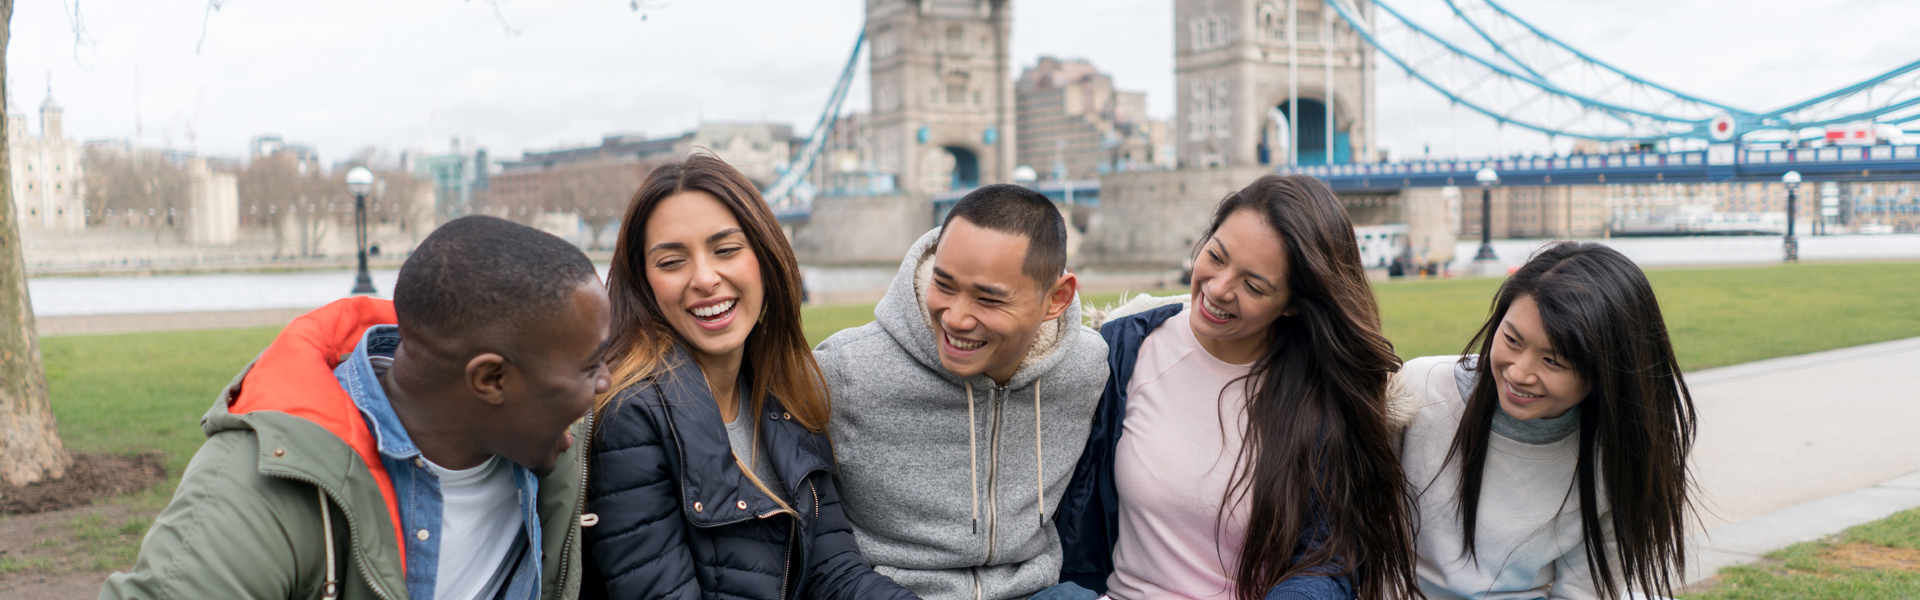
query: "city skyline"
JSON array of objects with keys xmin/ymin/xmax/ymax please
[{"xmin": 8, "ymin": 0, "xmax": 1918, "ymax": 165}]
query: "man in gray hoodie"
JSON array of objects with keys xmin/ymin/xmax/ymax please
[{"xmin": 814, "ymin": 185, "xmax": 1110, "ymax": 600}]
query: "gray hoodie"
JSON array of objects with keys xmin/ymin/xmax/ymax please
[{"xmin": 815, "ymin": 228, "xmax": 1110, "ymax": 600}]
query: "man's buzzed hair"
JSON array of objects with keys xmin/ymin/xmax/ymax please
[
  {"xmin": 939, "ymin": 184, "xmax": 1067, "ymax": 288},
  {"xmin": 394, "ymin": 215, "xmax": 599, "ymax": 350}
]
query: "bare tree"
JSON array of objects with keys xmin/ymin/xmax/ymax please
[
  {"xmin": 84, "ymin": 147, "xmax": 192, "ymax": 241},
  {"xmin": 0, "ymin": 0, "xmax": 71, "ymax": 490},
  {"xmin": 240, "ymin": 152, "xmax": 348, "ymax": 258},
  {"xmin": 537, "ymin": 160, "xmax": 645, "ymax": 250}
]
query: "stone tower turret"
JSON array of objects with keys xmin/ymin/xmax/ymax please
[
  {"xmin": 864, "ymin": 0, "xmax": 1015, "ymax": 195},
  {"xmin": 1175, "ymin": 0, "xmax": 1376, "ymax": 167}
]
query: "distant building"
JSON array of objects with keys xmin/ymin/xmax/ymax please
[
  {"xmin": 504, "ymin": 123, "xmax": 798, "ymax": 188},
  {"xmin": 7, "ymin": 89, "xmax": 85, "ymax": 231},
  {"xmin": 405, "ymin": 139, "xmax": 494, "ymax": 223},
  {"xmin": 1015, "ymin": 56, "xmax": 1169, "ymax": 180},
  {"xmin": 864, "ymin": 0, "xmax": 1015, "ymax": 195},
  {"xmin": 250, "ymin": 135, "xmax": 320, "ymax": 168}
]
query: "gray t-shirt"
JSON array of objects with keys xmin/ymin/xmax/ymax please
[{"xmin": 723, "ymin": 387, "xmax": 790, "ymax": 505}]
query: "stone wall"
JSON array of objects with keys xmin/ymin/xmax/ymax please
[
  {"xmin": 1083, "ymin": 166, "xmax": 1271, "ymax": 267},
  {"xmin": 789, "ymin": 194, "xmax": 934, "ymax": 265}
]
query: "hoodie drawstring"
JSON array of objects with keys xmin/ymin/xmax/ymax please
[
  {"xmin": 966, "ymin": 380, "xmax": 980, "ymax": 535},
  {"xmin": 968, "ymin": 378, "xmax": 1051, "ymax": 534},
  {"xmin": 1034, "ymin": 376, "xmax": 1045, "ymax": 526},
  {"xmin": 317, "ymin": 486, "xmax": 339, "ymax": 600}
]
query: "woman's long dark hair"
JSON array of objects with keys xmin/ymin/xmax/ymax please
[
  {"xmin": 1445, "ymin": 242, "xmax": 1697, "ymax": 600},
  {"xmin": 1208, "ymin": 174, "xmax": 1418, "ymax": 600},
  {"xmin": 596, "ymin": 151, "xmax": 829, "ymax": 434}
]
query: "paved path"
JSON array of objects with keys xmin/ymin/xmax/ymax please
[
  {"xmin": 1683, "ymin": 336, "xmax": 1920, "ymax": 583},
  {"xmin": 37, "ymin": 308, "xmax": 314, "ymax": 337}
]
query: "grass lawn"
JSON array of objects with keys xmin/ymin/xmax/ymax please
[
  {"xmin": 28, "ymin": 259, "xmax": 1920, "ymax": 586},
  {"xmin": 1689, "ymin": 506, "xmax": 1920, "ymax": 599}
]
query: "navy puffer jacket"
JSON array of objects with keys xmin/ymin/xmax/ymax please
[{"xmin": 581, "ymin": 346, "xmax": 918, "ymax": 600}]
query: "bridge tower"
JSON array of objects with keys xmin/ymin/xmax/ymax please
[
  {"xmin": 864, "ymin": 0, "xmax": 1014, "ymax": 196},
  {"xmin": 1175, "ymin": 0, "xmax": 1375, "ymax": 168}
]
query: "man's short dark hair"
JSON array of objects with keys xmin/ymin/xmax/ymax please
[
  {"xmin": 939, "ymin": 184, "xmax": 1067, "ymax": 288},
  {"xmin": 394, "ymin": 215, "xmax": 599, "ymax": 350}
]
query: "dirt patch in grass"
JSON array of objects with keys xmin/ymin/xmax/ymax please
[
  {"xmin": 1825, "ymin": 543, "xmax": 1920, "ymax": 573},
  {"xmin": 0, "ymin": 453, "xmax": 166, "ymax": 515},
  {"xmin": 0, "ymin": 502, "xmax": 141, "ymax": 599}
]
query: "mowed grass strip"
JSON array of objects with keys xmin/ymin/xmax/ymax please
[
  {"xmin": 1377, "ymin": 261, "xmax": 1920, "ymax": 369},
  {"xmin": 1690, "ymin": 506, "xmax": 1920, "ymax": 599}
]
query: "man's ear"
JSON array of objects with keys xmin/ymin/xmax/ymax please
[
  {"xmin": 1042, "ymin": 271, "xmax": 1078, "ymax": 321},
  {"xmin": 466, "ymin": 353, "xmax": 511, "ymax": 407}
]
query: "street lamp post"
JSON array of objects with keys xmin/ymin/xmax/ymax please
[
  {"xmin": 1782, "ymin": 170, "xmax": 1801, "ymax": 263},
  {"xmin": 347, "ymin": 167, "xmax": 378, "ymax": 295},
  {"xmin": 1472, "ymin": 168, "xmax": 1500, "ymax": 272}
]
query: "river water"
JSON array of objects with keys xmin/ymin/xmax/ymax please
[{"xmin": 28, "ymin": 234, "xmax": 1920, "ymax": 317}]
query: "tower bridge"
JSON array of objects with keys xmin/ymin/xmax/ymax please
[{"xmin": 771, "ymin": 0, "xmax": 1920, "ymax": 266}]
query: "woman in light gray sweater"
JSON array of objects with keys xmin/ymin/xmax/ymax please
[{"xmin": 1398, "ymin": 242, "xmax": 1696, "ymax": 600}]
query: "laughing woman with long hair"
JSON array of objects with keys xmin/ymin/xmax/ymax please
[
  {"xmin": 1397, "ymin": 242, "xmax": 1697, "ymax": 600},
  {"xmin": 580, "ymin": 153, "xmax": 915, "ymax": 600},
  {"xmin": 1055, "ymin": 174, "xmax": 1420, "ymax": 600}
]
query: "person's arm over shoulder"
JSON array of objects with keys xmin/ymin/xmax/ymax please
[
  {"xmin": 100, "ymin": 431, "xmax": 314, "ymax": 600},
  {"xmin": 1259, "ymin": 506, "xmax": 1355, "ymax": 600},
  {"xmin": 582, "ymin": 385, "xmax": 701, "ymax": 599},
  {"xmin": 802, "ymin": 467, "xmax": 920, "ymax": 600}
]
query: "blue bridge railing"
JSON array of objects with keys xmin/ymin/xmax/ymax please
[{"xmin": 1289, "ymin": 144, "xmax": 1920, "ymax": 191}]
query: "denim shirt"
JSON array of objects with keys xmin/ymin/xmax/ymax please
[{"xmin": 334, "ymin": 325, "xmax": 544, "ymax": 600}]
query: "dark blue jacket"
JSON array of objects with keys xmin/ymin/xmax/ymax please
[
  {"xmin": 1053, "ymin": 304, "xmax": 1352, "ymax": 600},
  {"xmin": 581, "ymin": 346, "xmax": 918, "ymax": 600}
]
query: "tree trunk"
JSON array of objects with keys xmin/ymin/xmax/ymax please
[{"xmin": 0, "ymin": 0, "xmax": 72, "ymax": 490}]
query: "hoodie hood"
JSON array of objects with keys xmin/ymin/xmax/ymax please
[
  {"xmin": 815, "ymin": 227, "xmax": 1111, "ymax": 600},
  {"xmin": 874, "ymin": 227, "xmax": 1080, "ymax": 391}
]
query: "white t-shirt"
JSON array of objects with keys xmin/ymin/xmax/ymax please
[
  {"xmin": 1108, "ymin": 309, "xmax": 1255, "ymax": 600},
  {"xmin": 424, "ymin": 455, "xmax": 524, "ymax": 600}
]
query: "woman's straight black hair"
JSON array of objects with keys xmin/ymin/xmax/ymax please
[{"xmin": 1444, "ymin": 241, "xmax": 1698, "ymax": 600}]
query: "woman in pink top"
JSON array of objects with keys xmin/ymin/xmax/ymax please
[{"xmin": 1053, "ymin": 174, "xmax": 1418, "ymax": 600}]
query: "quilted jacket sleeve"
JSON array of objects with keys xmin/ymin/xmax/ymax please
[
  {"xmin": 1263, "ymin": 501, "xmax": 1355, "ymax": 600},
  {"xmin": 583, "ymin": 388, "xmax": 702, "ymax": 600},
  {"xmin": 802, "ymin": 467, "xmax": 920, "ymax": 600}
]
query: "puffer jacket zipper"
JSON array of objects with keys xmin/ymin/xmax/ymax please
[
  {"xmin": 275, "ymin": 472, "xmax": 399, "ymax": 600},
  {"xmin": 779, "ymin": 514, "xmax": 800, "ymax": 600},
  {"xmin": 555, "ymin": 411, "xmax": 595, "ymax": 598}
]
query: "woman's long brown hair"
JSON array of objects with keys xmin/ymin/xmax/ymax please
[
  {"xmin": 595, "ymin": 151, "xmax": 830, "ymax": 434},
  {"xmin": 1207, "ymin": 174, "xmax": 1419, "ymax": 600},
  {"xmin": 1445, "ymin": 241, "xmax": 1696, "ymax": 600}
]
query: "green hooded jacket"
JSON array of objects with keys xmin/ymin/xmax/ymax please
[{"xmin": 99, "ymin": 299, "xmax": 590, "ymax": 600}]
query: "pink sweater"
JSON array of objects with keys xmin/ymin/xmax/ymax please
[{"xmin": 1107, "ymin": 309, "xmax": 1255, "ymax": 600}]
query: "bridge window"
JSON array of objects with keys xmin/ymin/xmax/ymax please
[
  {"xmin": 1190, "ymin": 13, "xmax": 1229, "ymax": 51},
  {"xmin": 1298, "ymin": 9, "xmax": 1321, "ymax": 43},
  {"xmin": 946, "ymin": 25, "xmax": 965, "ymax": 54},
  {"xmin": 876, "ymin": 32, "xmax": 897, "ymax": 58},
  {"xmin": 1187, "ymin": 76, "xmax": 1232, "ymax": 142},
  {"xmin": 1258, "ymin": 4, "xmax": 1284, "ymax": 43},
  {"xmin": 949, "ymin": 83, "xmax": 967, "ymax": 105}
]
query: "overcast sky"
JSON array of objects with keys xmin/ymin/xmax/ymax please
[{"xmin": 9, "ymin": 0, "xmax": 1918, "ymax": 164}]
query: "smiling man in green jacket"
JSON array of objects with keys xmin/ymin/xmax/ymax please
[{"xmin": 100, "ymin": 216, "xmax": 612, "ymax": 600}]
